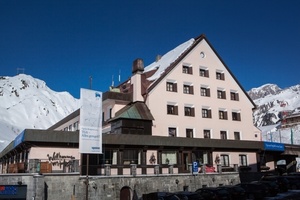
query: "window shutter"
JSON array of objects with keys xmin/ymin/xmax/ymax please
[
  {"xmin": 208, "ymin": 110, "xmax": 212, "ymax": 118},
  {"xmin": 175, "ymin": 106, "xmax": 178, "ymax": 115},
  {"xmin": 221, "ymin": 73, "xmax": 225, "ymax": 80},
  {"xmin": 207, "ymin": 88, "xmax": 211, "ymax": 97},
  {"xmin": 236, "ymin": 93, "xmax": 239, "ymax": 101},
  {"xmin": 189, "ymin": 67, "xmax": 193, "ymax": 74},
  {"xmin": 190, "ymin": 86, "xmax": 194, "ymax": 94},
  {"xmin": 174, "ymin": 83, "xmax": 177, "ymax": 92},
  {"xmin": 191, "ymin": 107, "xmax": 195, "ymax": 116},
  {"xmin": 238, "ymin": 113, "xmax": 241, "ymax": 121},
  {"xmin": 206, "ymin": 70, "xmax": 209, "ymax": 77},
  {"xmin": 223, "ymin": 91, "xmax": 226, "ymax": 99},
  {"xmin": 225, "ymin": 111, "xmax": 228, "ymax": 120}
]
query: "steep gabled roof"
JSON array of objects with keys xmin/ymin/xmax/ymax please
[{"xmin": 144, "ymin": 34, "xmax": 256, "ymax": 108}]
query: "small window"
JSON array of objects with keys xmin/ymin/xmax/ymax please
[
  {"xmin": 239, "ymin": 154, "xmax": 247, "ymax": 166},
  {"xmin": 234, "ymin": 132, "xmax": 240, "ymax": 140},
  {"xmin": 166, "ymin": 82, "xmax": 177, "ymax": 92},
  {"xmin": 199, "ymin": 68, "xmax": 209, "ymax": 77},
  {"xmin": 184, "ymin": 107, "xmax": 195, "ymax": 117},
  {"xmin": 217, "ymin": 90, "xmax": 226, "ymax": 99},
  {"xmin": 183, "ymin": 65, "xmax": 193, "ymax": 74},
  {"xmin": 123, "ymin": 149, "xmax": 140, "ymax": 165},
  {"xmin": 203, "ymin": 129, "xmax": 211, "ymax": 139},
  {"xmin": 216, "ymin": 72, "xmax": 225, "ymax": 80},
  {"xmin": 220, "ymin": 131, "xmax": 227, "ymax": 139},
  {"xmin": 68, "ymin": 124, "xmax": 72, "ymax": 131},
  {"xmin": 230, "ymin": 92, "xmax": 239, "ymax": 101},
  {"xmin": 219, "ymin": 110, "xmax": 228, "ymax": 120},
  {"xmin": 232, "ymin": 112, "xmax": 241, "ymax": 121},
  {"xmin": 201, "ymin": 87, "xmax": 210, "ymax": 97},
  {"xmin": 220, "ymin": 154, "xmax": 229, "ymax": 167},
  {"xmin": 186, "ymin": 129, "xmax": 193, "ymax": 138},
  {"xmin": 109, "ymin": 108, "xmax": 113, "ymax": 119},
  {"xmin": 183, "ymin": 84, "xmax": 194, "ymax": 94},
  {"xmin": 162, "ymin": 151, "xmax": 177, "ymax": 164},
  {"xmin": 202, "ymin": 108, "xmax": 212, "ymax": 118},
  {"xmin": 169, "ymin": 127, "xmax": 177, "ymax": 137},
  {"xmin": 167, "ymin": 105, "xmax": 178, "ymax": 115}
]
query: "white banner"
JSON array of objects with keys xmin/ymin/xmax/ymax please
[{"xmin": 79, "ymin": 88, "xmax": 102, "ymax": 154}]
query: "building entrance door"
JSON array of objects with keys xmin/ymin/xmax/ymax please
[{"xmin": 181, "ymin": 151, "xmax": 191, "ymax": 173}]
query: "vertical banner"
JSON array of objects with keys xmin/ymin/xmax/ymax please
[{"xmin": 79, "ymin": 88, "xmax": 102, "ymax": 154}]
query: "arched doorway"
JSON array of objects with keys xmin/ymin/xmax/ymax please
[{"xmin": 120, "ymin": 186, "xmax": 131, "ymax": 200}]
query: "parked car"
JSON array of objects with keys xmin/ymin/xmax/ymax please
[
  {"xmin": 218, "ymin": 185, "xmax": 247, "ymax": 200},
  {"xmin": 282, "ymin": 175, "xmax": 300, "ymax": 189},
  {"xmin": 174, "ymin": 191, "xmax": 204, "ymax": 200},
  {"xmin": 236, "ymin": 182, "xmax": 269, "ymax": 200},
  {"xmin": 142, "ymin": 192, "xmax": 179, "ymax": 200},
  {"xmin": 195, "ymin": 187, "xmax": 231, "ymax": 200},
  {"xmin": 260, "ymin": 175, "xmax": 289, "ymax": 192},
  {"xmin": 251, "ymin": 181, "xmax": 279, "ymax": 197}
]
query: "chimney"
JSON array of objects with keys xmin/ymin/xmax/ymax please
[
  {"xmin": 131, "ymin": 58, "xmax": 144, "ymax": 102},
  {"xmin": 132, "ymin": 58, "xmax": 144, "ymax": 75}
]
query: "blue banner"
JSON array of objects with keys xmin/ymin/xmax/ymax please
[
  {"xmin": 14, "ymin": 130, "xmax": 25, "ymax": 147},
  {"xmin": 264, "ymin": 142, "xmax": 284, "ymax": 151}
]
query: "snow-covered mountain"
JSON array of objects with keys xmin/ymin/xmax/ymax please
[
  {"xmin": 249, "ymin": 83, "xmax": 300, "ymax": 127},
  {"xmin": 0, "ymin": 74, "xmax": 80, "ymax": 152}
]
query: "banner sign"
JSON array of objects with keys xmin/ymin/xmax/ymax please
[
  {"xmin": 79, "ymin": 88, "xmax": 102, "ymax": 154},
  {"xmin": 14, "ymin": 130, "xmax": 25, "ymax": 147},
  {"xmin": 263, "ymin": 142, "xmax": 285, "ymax": 151}
]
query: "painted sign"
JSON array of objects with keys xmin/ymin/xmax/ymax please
[
  {"xmin": 79, "ymin": 88, "xmax": 102, "ymax": 154},
  {"xmin": 263, "ymin": 142, "xmax": 285, "ymax": 151}
]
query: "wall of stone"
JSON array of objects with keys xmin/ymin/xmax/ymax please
[{"xmin": 0, "ymin": 173, "xmax": 240, "ymax": 200}]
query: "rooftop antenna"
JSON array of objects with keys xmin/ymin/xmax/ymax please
[
  {"xmin": 17, "ymin": 68, "xmax": 25, "ymax": 75},
  {"xmin": 111, "ymin": 75, "xmax": 114, "ymax": 87},
  {"xmin": 89, "ymin": 76, "xmax": 92, "ymax": 89},
  {"xmin": 118, "ymin": 69, "xmax": 121, "ymax": 83}
]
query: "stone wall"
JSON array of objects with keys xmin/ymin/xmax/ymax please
[{"xmin": 0, "ymin": 173, "xmax": 240, "ymax": 200}]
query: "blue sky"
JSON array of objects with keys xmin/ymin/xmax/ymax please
[{"xmin": 1, "ymin": 0, "xmax": 300, "ymax": 98}]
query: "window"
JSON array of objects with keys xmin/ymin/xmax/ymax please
[
  {"xmin": 166, "ymin": 82, "xmax": 177, "ymax": 92},
  {"xmin": 184, "ymin": 106, "xmax": 195, "ymax": 117},
  {"xmin": 104, "ymin": 149, "xmax": 118, "ymax": 165},
  {"xmin": 162, "ymin": 151, "xmax": 177, "ymax": 164},
  {"xmin": 68, "ymin": 124, "xmax": 72, "ymax": 131},
  {"xmin": 239, "ymin": 154, "xmax": 247, "ymax": 166},
  {"xmin": 182, "ymin": 65, "xmax": 192, "ymax": 74},
  {"xmin": 219, "ymin": 110, "xmax": 228, "ymax": 120},
  {"xmin": 217, "ymin": 90, "xmax": 226, "ymax": 99},
  {"xmin": 220, "ymin": 131, "xmax": 227, "ymax": 139},
  {"xmin": 186, "ymin": 129, "xmax": 193, "ymax": 138},
  {"xmin": 169, "ymin": 127, "xmax": 177, "ymax": 137},
  {"xmin": 216, "ymin": 71, "xmax": 225, "ymax": 80},
  {"xmin": 73, "ymin": 121, "xmax": 79, "ymax": 131},
  {"xmin": 123, "ymin": 149, "xmax": 140, "ymax": 165},
  {"xmin": 220, "ymin": 154, "xmax": 229, "ymax": 167},
  {"xmin": 234, "ymin": 132, "xmax": 240, "ymax": 140},
  {"xmin": 109, "ymin": 108, "xmax": 112, "ymax": 119},
  {"xmin": 167, "ymin": 104, "xmax": 178, "ymax": 115},
  {"xmin": 230, "ymin": 92, "xmax": 239, "ymax": 101},
  {"xmin": 201, "ymin": 87, "xmax": 210, "ymax": 97},
  {"xmin": 199, "ymin": 68, "xmax": 209, "ymax": 77},
  {"xmin": 183, "ymin": 84, "xmax": 194, "ymax": 94},
  {"xmin": 202, "ymin": 108, "xmax": 212, "ymax": 118},
  {"xmin": 203, "ymin": 129, "xmax": 211, "ymax": 138},
  {"xmin": 232, "ymin": 112, "xmax": 241, "ymax": 121}
]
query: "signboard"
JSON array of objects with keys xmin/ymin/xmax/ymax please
[
  {"xmin": 0, "ymin": 185, "xmax": 27, "ymax": 199},
  {"xmin": 192, "ymin": 161, "xmax": 198, "ymax": 175},
  {"xmin": 263, "ymin": 142, "xmax": 285, "ymax": 151},
  {"xmin": 79, "ymin": 88, "xmax": 102, "ymax": 154},
  {"xmin": 14, "ymin": 130, "xmax": 25, "ymax": 147}
]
